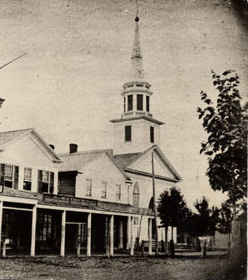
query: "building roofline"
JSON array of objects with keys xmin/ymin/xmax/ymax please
[
  {"xmin": 110, "ymin": 116, "xmax": 164, "ymax": 125},
  {"xmin": 125, "ymin": 168, "xmax": 180, "ymax": 183},
  {"xmin": 58, "ymin": 148, "xmax": 113, "ymax": 158},
  {"xmin": 0, "ymin": 128, "xmax": 62, "ymax": 163}
]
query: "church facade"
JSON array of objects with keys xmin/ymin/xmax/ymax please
[{"xmin": 0, "ymin": 12, "xmax": 181, "ymax": 257}]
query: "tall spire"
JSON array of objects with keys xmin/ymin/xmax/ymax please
[{"xmin": 131, "ymin": 0, "xmax": 144, "ymax": 81}]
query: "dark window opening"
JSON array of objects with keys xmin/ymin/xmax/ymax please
[
  {"xmin": 127, "ymin": 95, "xmax": 133, "ymax": 111},
  {"xmin": 37, "ymin": 212, "xmax": 60, "ymax": 243},
  {"xmin": 38, "ymin": 170, "xmax": 54, "ymax": 194},
  {"xmin": 125, "ymin": 125, "xmax": 132, "ymax": 142},
  {"xmin": 124, "ymin": 97, "xmax": 126, "ymax": 113},
  {"xmin": 150, "ymin": 126, "xmax": 154, "ymax": 143},
  {"xmin": 23, "ymin": 167, "xmax": 32, "ymax": 191},
  {"xmin": 0, "ymin": 164, "xmax": 19, "ymax": 189},
  {"xmin": 146, "ymin": 96, "xmax": 150, "ymax": 112},
  {"xmin": 137, "ymin": 94, "xmax": 143, "ymax": 111}
]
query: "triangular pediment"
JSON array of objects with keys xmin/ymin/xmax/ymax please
[
  {"xmin": 126, "ymin": 145, "xmax": 181, "ymax": 182},
  {"xmin": 0, "ymin": 129, "xmax": 61, "ymax": 168}
]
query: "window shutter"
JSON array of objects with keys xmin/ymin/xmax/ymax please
[
  {"xmin": 50, "ymin": 172, "xmax": 54, "ymax": 194},
  {"xmin": 0, "ymin": 164, "xmax": 5, "ymax": 186},
  {"xmin": 38, "ymin": 170, "xmax": 43, "ymax": 193},
  {"xmin": 14, "ymin": 166, "xmax": 19, "ymax": 189}
]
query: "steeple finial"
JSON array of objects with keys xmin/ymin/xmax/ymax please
[{"xmin": 131, "ymin": 0, "xmax": 144, "ymax": 80}]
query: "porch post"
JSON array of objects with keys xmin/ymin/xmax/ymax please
[
  {"xmin": 148, "ymin": 218, "xmax": 152, "ymax": 255},
  {"xmin": 126, "ymin": 216, "xmax": 131, "ymax": 250},
  {"xmin": 130, "ymin": 216, "xmax": 134, "ymax": 256},
  {"xmin": 119, "ymin": 219, "xmax": 124, "ymax": 249},
  {"xmin": 0, "ymin": 201, "xmax": 3, "ymax": 254},
  {"xmin": 110, "ymin": 215, "xmax": 114, "ymax": 257},
  {"xmin": 87, "ymin": 213, "xmax": 92, "ymax": 257},
  {"xmin": 30, "ymin": 205, "xmax": 37, "ymax": 256},
  {"xmin": 60, "ymin": 210, "xmax": 66, "ymax": 256},
  {"xmin": 105, "ymin": 216, "xmax": 109, "ymax": 257}
]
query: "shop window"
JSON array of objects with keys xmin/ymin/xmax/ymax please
[{"xmin": 37, "ymin": 213, "xmax": 53, "ymax": 241}]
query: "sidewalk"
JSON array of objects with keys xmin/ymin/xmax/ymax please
[{"xmin": 175, "ymin": 249, "xmax": 228, "ymax": 257}]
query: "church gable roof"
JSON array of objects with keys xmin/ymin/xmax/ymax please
[
  {"xmin": 114, "ymin": 145, "xmax": 182, "ymax": 182},
  {"xmin": 114, "ymin": 152, "xmax": 142, "ymax": 169}
]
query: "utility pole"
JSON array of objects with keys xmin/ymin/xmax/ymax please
[{"xmin": 152, "ymin": 149, "xmax": 159, "ymax": 256}]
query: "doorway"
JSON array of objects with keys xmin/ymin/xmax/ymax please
[{"xmin": 65, "ymin": 222, "xmax": 86, "ymax": 255}]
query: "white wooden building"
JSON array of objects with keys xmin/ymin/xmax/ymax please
[{"xmin": 0, "ymin": 11, "xmax": 182, "ymax": 257}]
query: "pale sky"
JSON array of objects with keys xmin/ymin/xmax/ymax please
[{"xmin": 0, "ymin": 0, "xmax": 247, "ymax": 209}]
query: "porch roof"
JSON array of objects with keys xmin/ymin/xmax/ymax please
[
  {"xmin": 40, "ymin": 194, "xmax": 153, "ymax": 216},
  {"xmin": 0, "ymin": 188, "xmax": 153, "ymax": 216}
]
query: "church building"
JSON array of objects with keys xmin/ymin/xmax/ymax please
[{"xmin": 0, "ymin": 9, "xmax": 181, "ymax": 257}]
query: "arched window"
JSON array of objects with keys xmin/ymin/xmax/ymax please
[{"xmin": 133, "ymin": 182, "xmax": 140, "ymax": 207}]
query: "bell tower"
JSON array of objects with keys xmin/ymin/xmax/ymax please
[{"xmin": 111, "ymin": 3, "xmax": 164, "ymax": 155}]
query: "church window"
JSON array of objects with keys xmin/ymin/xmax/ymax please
[
  {"xmin": 150, "ymin": 126, "xmax": 154, "ymax": 143},
  {"xmin": 127, "ymin": 95, "xmax": 133, "ymax": 111},
  {"xmin": 137, "ymin": 94, "xmax": 143, "ymax": 111},
  {"xmin": 146, "ymin": 96, "xmax": 150, "ymax": 112},
  {"xmin": 133, "ymin": 182, "xmax": 140, "ymax": 207},
  {"xmin": 23, "ymin": 167, "xmax": 32, "ymax": 191},
  {"xmin": 125, "ymin": 126, "xmax": 132, "ymax": 142}
]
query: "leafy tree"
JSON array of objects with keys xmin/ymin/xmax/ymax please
[
  {"xmin": 194, "ymin": 197, "xmax": 211, "ymax": 236},
  {"xmin": 158, "ymin": 187, "xmax": 188, "ymax": 252},
  {"xmin": 197, "ymin": 70, "xmax": 247, "ymax": 205},
  {"xmin": 157, "ymin": 190, "xmax": 170, "ymax": 253},
  {"xmin": 218, "ymin": 200, "xmax": 233, "ymax": 234},
  {"xmin": 192, "ymin": 197, "xmax": 220, "ymax": 237}
]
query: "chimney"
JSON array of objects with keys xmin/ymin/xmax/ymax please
[
  {"xmin": 69, "ymin": 143, "xmax": 78, "ymax": 154},
  {"xmin": 49, "ymin": 144, "xmax": 55, "ymax": 150}
]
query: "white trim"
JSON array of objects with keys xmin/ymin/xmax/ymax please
[
  {"xmin": 37, "ymin": 204, "xmax": 153, "ymax": 218},
  {"xmin": 66, "ymin": 222, "xmax": 85, "ymax": 225},
  {"xmin": 3, "ymin": 206, "xmax": 33, "ymax": 212},
  {"xmin": 0, "ymin": 195, "xmax": 38, "ymax": 205}
]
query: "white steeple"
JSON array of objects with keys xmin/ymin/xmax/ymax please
[
  {"xmin": 131, "ymin": 4, "xmax": 144, "ymax": 81},
  {"xmin": 110, "ymin": 1, "xmax": 164, "ymax": 155}
]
